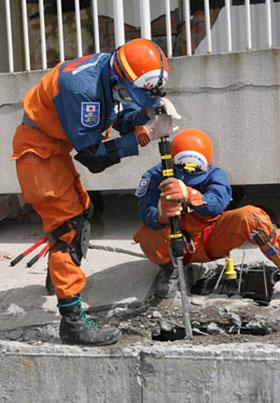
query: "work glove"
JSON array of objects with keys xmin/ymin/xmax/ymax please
[
  {"xmin": 159, "ymin": 178, "xmax": 204, "ymax": 206},
  {"xmin": 159, "ymin": 98, "xmax": 182, "ymax": 120},
  {"xmin": 145, "ymin": 97, "xmax": 182, "ymax": 120},
  {"xmin": 134, "ymin": 114, "xmax": 173, "ymax": 147},
  {"xmin": 157, "ymin": 197, "xmax": 183, "ymax": 225}
]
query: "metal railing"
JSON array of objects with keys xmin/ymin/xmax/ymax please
[{"xmin": 2, "ymin": 0, "xmax": 276, "ymax": 73}]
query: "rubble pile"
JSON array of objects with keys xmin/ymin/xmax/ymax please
[
  {"xmin": 1, "ymin": 261, "xmax": 280, "ymax": 346},
  {"xmin": 1, "ymin": 290, "xmax": 280, "ymax": 346}
]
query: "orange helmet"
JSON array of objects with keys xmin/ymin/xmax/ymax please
[
  {"xmin": 111, "ymin": 38, "xmax": 168, "ymax": 109},
  {"xmin": 171, "ymin": 128, "xmax": 213, "ymax": 172}
]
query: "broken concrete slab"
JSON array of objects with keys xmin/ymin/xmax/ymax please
[
  {"xmin": 82, "ymin": 248, "xmax": 158, "ymax": 311},
  {"xmin": 0, "ymin": 215, "xmax": 276, "ymax": 334},
  {"xmin": 0, "ymin": 239, "xmax": 158, "ymax": 331},
  {"xmin": 1, "ymin": 211, "xmax": 280, "ymax": 403}
]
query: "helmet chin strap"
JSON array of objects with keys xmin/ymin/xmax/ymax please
[
  {"xmin": 150, "ymin": 45, "xmax": 165, "ymax": 97},
  {"xmin": 109, "ymin": 51, "xmax": 122, "ymax": 87},
  {"xmin": 111, "ymin": 88, "xmax": 121, "ymax": 103},
  {"xmin": 110, "ymin": 52, "xmax": 134, "ymax": 105}
]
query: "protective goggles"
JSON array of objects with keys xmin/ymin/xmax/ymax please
[
  {"xmin": 111, "ymin": 49, "xmax": 165, "ymax": 109},
  {"xmin": 121, "ymin": 77, "xmax": 162, "ymax": 109},
  {"xmin": 174, "ymin": 162, "xmax": 200, "ymax": 174},
  {"xmin": 173, "ymin": 151, "xmax": 209, "ymax": 173}
]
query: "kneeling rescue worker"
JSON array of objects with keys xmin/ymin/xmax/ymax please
[
  {"xmin": 134, "ymin": 128, "xmax": 280, "ymax": 299},
  {"xmin": 12, "ymin": 39, "xmax": 176, "ymax": 346}
]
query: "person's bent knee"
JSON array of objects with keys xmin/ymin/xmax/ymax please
[
  {"xmin": 238, "ymin": 205, "xmax": 273, "ymax": 234},
  {"xmin": 49, "ymin": 214, "xmax": 91, "ymax": 266},
  {"xmin": 134, "ymin": 223, "xmax": 170, "ymax": 265}
]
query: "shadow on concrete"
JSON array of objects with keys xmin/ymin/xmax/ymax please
[
  {"xmin": 82, "ymin": 259, "xmax": 158, "ymax": 312},
  {"xmin": 0, "ymin": 284, "xmax": 58, "ymax": 332},
  {"xmin": 0, "ymin": 193, "xmax": 140, "ymax": 243},
  {"xmin": 0, "ymin": 259, "xmax": 158, "ymax": 331}
]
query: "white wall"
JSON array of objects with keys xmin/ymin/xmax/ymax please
[
  {"xmin": 98, "ymin": 0, "xmax": 179, "ymax": 27},
  {"xmin": 1, "ymin": 49, "xmax": 280, "ymax": 193},
  {"xmin": 196, "ymin": 3, "xmax": 280, "ymax": 54}
]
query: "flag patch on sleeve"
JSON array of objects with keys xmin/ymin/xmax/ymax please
[
  {"xmin": 81, "ymin": 102, "xmax": 100, "ymax": 127},
  {"xmin": 135, "ymin": 178, "xmax": 150, "ymax": 197}
]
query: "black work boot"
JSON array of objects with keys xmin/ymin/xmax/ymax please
[
  {"xmin": 154, "ymin": 263, "xmax": 179, "ymax": 299},
  {"xmin": 58, "ymin": 296, "xmax": 121, "ymax": 346}
]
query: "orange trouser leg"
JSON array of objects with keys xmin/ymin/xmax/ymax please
[
  {"xmin": 134, "ymin": 206, "xmax": 280, "ymax": 266},
  {"xmin": 16, "ymin": 152, "xmax": 90, "ymax": 299},
  {"xmin": 133, "ymin": 224, "xmax": 171, "ymax": 265},
  {"xmin": 204, "ymin": 205, "xmax": 279, "ymax": 263}
]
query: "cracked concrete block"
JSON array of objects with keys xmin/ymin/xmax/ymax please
[
  {"xmin": 140, "ymin": 345, "xmax": 280, "ymax": 403},
  {"xmin": 0, "ymin": 342, "xmax": 141, "ymax": 403}
]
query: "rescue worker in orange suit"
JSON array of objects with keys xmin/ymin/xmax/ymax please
[
  {"xmin": 133, "ymin": 128, "xmax": 280, "ymax": 299},
  {"xmin": 11, "ymin": 39, "xmax": 177, "ymax": 346}
]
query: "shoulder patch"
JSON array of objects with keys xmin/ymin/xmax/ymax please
[
  {"xmin": 81, "ymin": 102, "xmax": 100, "ymax": 128},
  {"xmin": 135, "ymin": 178, "xmax": 151, "ymax": 198}
]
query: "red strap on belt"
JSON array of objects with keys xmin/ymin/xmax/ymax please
[{"xmin": 202, "ymin": 224, "xmax": 216, "ymax": 260}]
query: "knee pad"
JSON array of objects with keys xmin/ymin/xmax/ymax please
[{"xmin": 49, "ymin": 214, "xmax": 91, "ymax": 266}]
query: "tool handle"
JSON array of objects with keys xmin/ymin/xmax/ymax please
[
  {"xmin": 159, "ymin": 138, "xmax": 186, "ymax": 258},
  {"xmin": 159, "ymin": 137, "xmax": 193, "ymax": 340},
  {"xmin": 10, "ymin": 254, "xmax": 24, "ymax": 267},
  {"xmin": 170, "ymin": 217, "xmax": 185, "ymax": 257},
  {"xmin": 26, "ymin": 243, "xmax": 50, "ymax": 268},
  {"xmin": 22, "ymin": 236, "xmax": 47, "ymax": 255},
  {"xmin": 10, "ymin": 236, "xmax": 47, "ymax": 267},
  {"xmin": 26, "ymin": 255, "xmax": 40, "ymax": 268}
]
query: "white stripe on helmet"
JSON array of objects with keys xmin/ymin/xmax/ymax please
[
  {"xmin": 134, "ymin": 69, "xmax": 168, "ymax": 89},
  {"xmin": 174, "ymin": 150, "xmax": 208, "ymax": 172}
]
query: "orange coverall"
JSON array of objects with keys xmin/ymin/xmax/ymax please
[
  {"xmin": 134, "ymin": 206, "xmax": 280, "ymax": 266},
  {"xmin": 13, "ymin": 43, "xmax": 155, "ymax": 299},
  {"xmin": 12, "ymin": 65, "xmax": 89, "ymax": 298}
]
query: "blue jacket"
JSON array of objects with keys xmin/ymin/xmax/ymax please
[
  {"xmin": 54, "ymin": 53, "xmax": 148, "ymax": 163},
  {"xmin": 135, "ymin": 163, "xmax": 232, "ymax": 229}
]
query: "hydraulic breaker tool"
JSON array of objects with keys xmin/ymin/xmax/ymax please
[{"xmin": 158, "ymin": 136, "xmax": 193, "ymax": 340}]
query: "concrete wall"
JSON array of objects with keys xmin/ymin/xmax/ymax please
[
  {"xmin": 1, "ymin": 341, "xmax": 280, "ymax": 403},
  {"xmin": 1, "ymin": 48, "xmax": 280, "ymax": 193}
]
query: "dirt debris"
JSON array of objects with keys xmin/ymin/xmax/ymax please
[
  {"xmin": 0, "ymin": 251, "xmax": 12, "ymax": 261},
  {"xmin": 1, "ymin": 291, "xmax": 280, "ymax": 347},
  {"xmin": 1, "ymin": 261, "xmax": 280, "ymax": 347}
]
